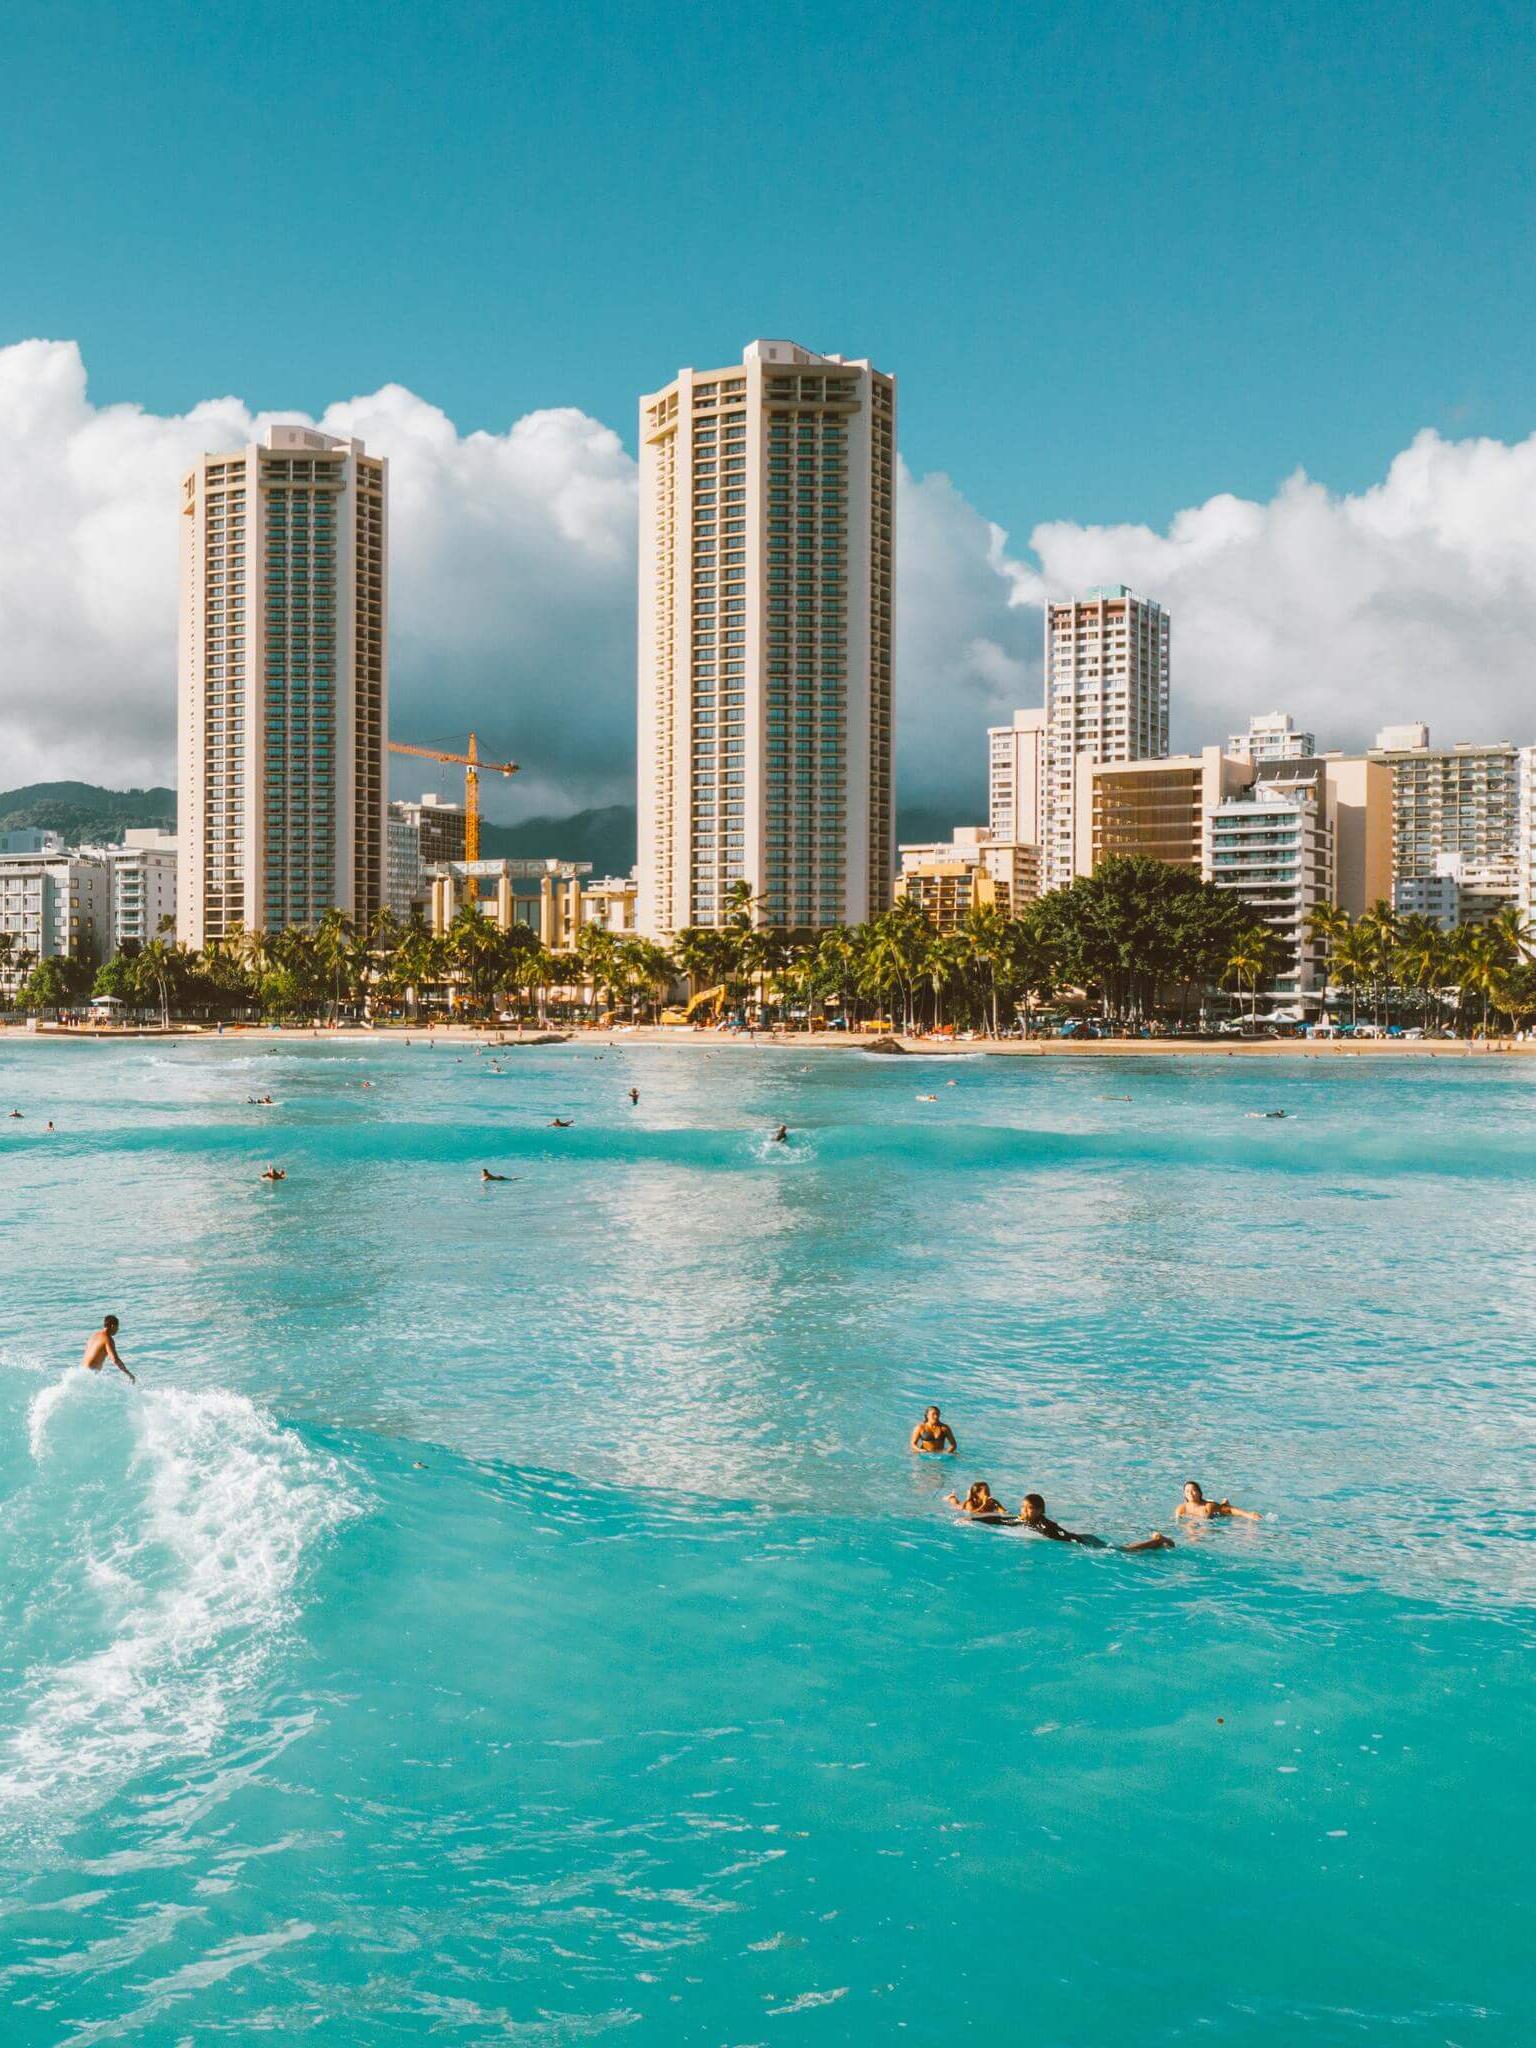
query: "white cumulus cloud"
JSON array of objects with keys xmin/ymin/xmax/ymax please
[
  {"xmin": 1, "ymin": 340, "xmax": 1534, "ymax": 827},
  {"xmin": 1008, "ymin": 431, "xmax": 1536, "ymax": 759}
]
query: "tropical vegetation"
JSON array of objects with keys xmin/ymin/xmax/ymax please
[{"xmin": 4, "ymin": 860, "xmax": 1533, "ymax": 1036}]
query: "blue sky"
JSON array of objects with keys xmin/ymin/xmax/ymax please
[{"xmin": 4, "ymin": 0, "xmax": 1533, "ymax": 539}]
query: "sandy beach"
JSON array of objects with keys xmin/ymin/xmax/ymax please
[{"xmin": 1, "ymin": 1020, "xmax": 1526, "ymax": 1057}]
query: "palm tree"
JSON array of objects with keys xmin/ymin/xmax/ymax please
[
  {"xmin": 1357, "ymin": 900, "xmax": 1399, "ymax": 1027},
  {"xmin": 1305, "ymin": 903, "xmax": 1349, "ymax": 1025},
  {"xmin": 1393, "ymin": 913, "xmax": 1447, "ymax": 1032},
  {"xmin": 1224, "ymin": 924, "xmax": 1282, "ymax": 1032}
]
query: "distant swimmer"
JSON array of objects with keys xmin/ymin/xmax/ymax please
[
  {"xmin": 1246, "ymin": 1109, "xmax": 1289, "ymax": 1120},
  {"xmin": 550, "ymin": 1118, "xmax": 574, "ymax": 1129},
  {"xmin": 629, "ymin": 1087, "xmax": 640, "ymax": 1104},
  {"xmin": 8, "ymin": 1109, "xmax": 21, "ymax": 1118},
  {"xmin": 911, "ymin": 1405, "xmax": 957, "ymax": 1456},
  {"xmin": 916, "ymin": 1093, "xmax": 937, "ymax": 1102},
  {"xmin": 946, "ymin": 1480, "xmax": 1010, "ymax": 1521},
  {"xmin": 45, "ymin": 1120, "xmax": 54, "ymax": 1132},
  {"xmin": 260, "ymin": 1165, "xmax": 286, "ymax": 1181},
  {"xmin": 772, "ymin": 1125, "xmax": 788, "ymax": 1143},
  {"xmin": 480, "ymin": 1168, "xmax": 516, "ymax": 1183},
  {"xmin": 1176, "ymin": 1480, "xmax": 1260, "ymax": 1523},
  {"xmin": 82, "ymin": 1315, "xmax": 135, "ymax": 1384}
]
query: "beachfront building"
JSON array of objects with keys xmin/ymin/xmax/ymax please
[
  {"xmin": 1071, "ymin": 748, "xmax": 1249, "ymax": 881},
  {"xmin": 637, "ymin": 340, "xmax": 896, "ymax": 940},
  {"xmin": 95, "ymin": 831, "xmax": 178, "ymax": 949},
  {"xmin": 1226, "ymin": 711, "xmax": 1315, "ymax": 763},
  {"xmin": 0, "ymin": 848, "xmax": 110, "ymax": 993},
  {"xmin": 1395, "ymin": 855, "xmax": 1511, "ymax": 931},
  {"xmin": 428, "ymin": 858, "xmax": 593, "ymax": 948},
  {"xmin": 386, "ymin": 794, "xmax": 466, "ymax": 920},
  {"xmin": 897, "ymin": 827, "xmax": 1041, "ymax": 929},
  {"xmin": 177, "ymin": 424, "xmax": 389, "ymax": 949},
  {"xmin": 1209, "ymin": 781, "xmax": 1333, "ymax": 1006},
  {"xmin": 1368, "ymin": 725, "xmax": 1519, "ymax": 914},
  {"xmin": 580, "ymin": 876, "xmax": 640, "ymax": 935},
  {"xmin": 988, "ymin": 708, "xmax": 1046, "ymax": 844},
  {"xmin": 1253, "ymin": 756, "xmax": 1392, "ymax": 919},
  {"xmin": 1043, "ymin": 589, "xmax": 1169, "ymax": 889}
]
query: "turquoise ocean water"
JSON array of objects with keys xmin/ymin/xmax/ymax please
[{"xmin": 0, "ymin": 1038, "xmax": 1531, "ymax": 2045}]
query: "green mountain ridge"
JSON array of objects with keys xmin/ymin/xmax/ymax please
[
  {"xmin": 0, "ymin": 785, "xmax": 979, "ymax": 874},
  {"xmin": 0, "ymin": 782, "xmax": 177, "ymax": 845}
]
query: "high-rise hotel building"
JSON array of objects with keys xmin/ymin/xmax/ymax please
[
  {"xmin": 1043, "ymin": 587, "xmax": 1169, "ymax": 887},
  {"xmin": 177, "ymin": 425, "xmax": 387, "ymax": 947},
  {"xmin": 637, "ymin": 340, "xmax": 895, "ymax": 937}
]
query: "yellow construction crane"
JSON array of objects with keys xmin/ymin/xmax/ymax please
[{"xmin": 388, "ymin": 732, "xmax": 519, "ymax": 864}]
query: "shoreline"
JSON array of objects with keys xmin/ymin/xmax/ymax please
[{"xmin": 0, "ymin": 1022, "xmax": 1526, "ymax": 1058}]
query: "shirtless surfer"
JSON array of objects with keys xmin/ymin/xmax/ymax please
[
  {"xmin": 481, "ymin": 1168, "xmax": 515, "ymax": 1183},
  {"xmin": 910, "ymin": 1405, "xmax": 957, "ymax": 1455},
  {"xmin": 1175, "ymin": 1480, "xmax": 1260, "ymax": 1523},
  {"xmin": 82, "ymin": 1315, "xmax": 135, "ymax": 1383}
]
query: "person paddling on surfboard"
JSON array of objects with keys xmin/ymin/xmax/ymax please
[
  {"xmin": 946, "ymin": 1480, "xmax": 1009, "ymax": 1520},
  {"xmin": 81, "ymin": 1315, "xmax": 135, "ymax": 1384},
  {"xmin": 1017, "ymin": 1492, "xmax": 1172, "ymax": 1552}
]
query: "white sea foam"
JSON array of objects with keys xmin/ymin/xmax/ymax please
[
  {"xmin": 0, "ymin": 1379, "xmax": 357, "ymax": 1847},
  {"xmin": 27, "ymin": 1370, "xmax": 79, "ymax": 1461}
]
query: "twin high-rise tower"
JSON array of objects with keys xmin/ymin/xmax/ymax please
[
  {"xmin": 177, "ymin": 425, "xmax": 388, "ymax": 948},
  {"xmin": 637, "ymin": 341, "xmax": 896, "ymax": 938}
]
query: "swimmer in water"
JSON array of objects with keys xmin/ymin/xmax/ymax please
[
  {"xmin": 1017, "ymin": 1493, "xmax": 1173, "ymax": 1552},
  {"xmin": 1175, "ymin": 1480, "xmax": 1260, "ymax": 1522},
  {"xmin": 916, "ymin": 1093, "xmax": 937, "ymax": 1102},
  {"xmin": 772, "ymin": 1125, "xmax": 788, "ymax": 1143},
  {"xmin": 946, "ymin": 1480, "xmax": 1010, "ymax": 1520},
  {"xmin": 7, "ymin": 1109, "xmax": 21, "ymax": 1119},
  {"xmin": 629, "ymin": 1087, "xmax": 639, "ymax": 1104},
  {"xmin": 82, "ymin": 1315, "xmax": 135, "ymax": 1383},
  {"xmin": 480, "ymin": 1168, "xmax": 515, "ymax": 1183},
  {"xmin": 910, "ymin": 1405, "xmax": 957, "ymax": 1456},
  {"xmin": 260, "ymin": 1165, "xmax": 286, "ymax": 1181},
  {"xmin": 550, "ymin": 1118, "xmax": 574, "ymax": 1129},
  {"xmin": 1246, "ymin": 1109, "xmax": 1289, "ymax": 1120}
]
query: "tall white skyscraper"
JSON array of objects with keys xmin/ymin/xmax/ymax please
[
  {"xmin": 637, "ymin": 340, "xmax": 896, "ymax": 938},
  {"xmin": 987, "ymin": 708, "xmax": 1045, "ymax": 844},
  {"xmin": 178, "ymin": 425, "xmax": 388, "ymax": 948},
  {"xmin": 1227, "ymin": 711, "xmax": 1315, "ymax": 763},
  {"xmin": 1042, "ymin": 587, "xmax": 1169, "ymax": 887}
]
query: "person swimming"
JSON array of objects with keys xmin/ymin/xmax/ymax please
[
  {"xmin": 772, "ymin": 1125, "xmax": 788, "ymax": 1143},
  {"xmin": 81, "ymin": 1314, "xmax": 135, "ymax": 1383},
  {"xmin": 910, "ymin": 1405, "xmax": 957, "ymax": 1455},
  {"xmin": 550, "ymin": 1118, "xmax": 574, "ymax": 1129},
  {"xmin": 1246, "ymin": 1109, "xmax": 1288, "ymax": 1119},
  {"xmin": 480, "ymin": 1168, "xmax": 515, "ymax": 1183},
  {"xmin": 1175, "ymin": 1480, "xmax": 1260, "ymax": 1522},
  {"xmin": 260, "ymin": 1165, "xmax": 286, "ymax": 1181},
  {"xmin": 629, "ymin": 1087, "xmax": 639, "ymax": 1104},
  {"xmin": 1016, "ymin": 1492, "xmax": 1173, "ymax": 1552},
  {"xmin": 945, "ymin": 1480, "xmax": 1010, "ymax": 1520}
]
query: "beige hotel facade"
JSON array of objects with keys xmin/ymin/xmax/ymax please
[
  {"xmin": 637, "ymin": 340, "xmax": 896, "ymax": 938},
  {"xmin": 177, "ymin": 425, "xmax": 388, "ymax": 948}
]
